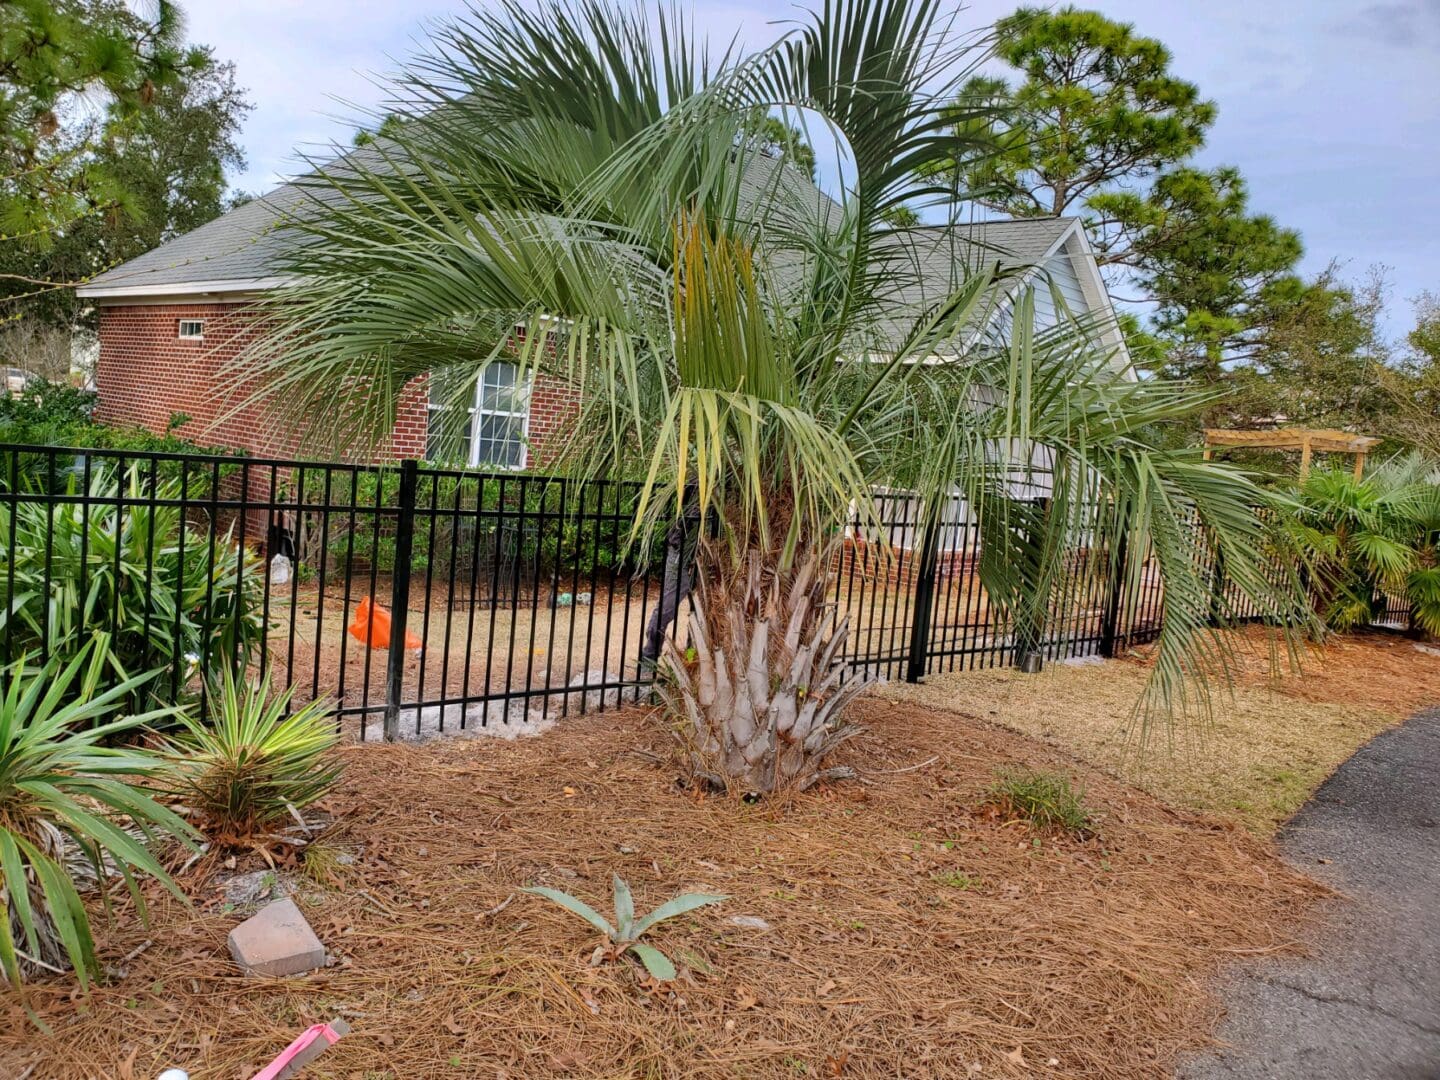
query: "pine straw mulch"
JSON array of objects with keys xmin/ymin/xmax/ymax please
[
  {"xmin": 880, "ymin": 628, "xmax": 1440, "ymax": 835},
  {"xmin": 2, "ymin": 698, "xmax": 1326, "ymax": 1080},
  {"xmin": 1201, "ymin": 624, "xmax": 1440, "ymax": 717}
]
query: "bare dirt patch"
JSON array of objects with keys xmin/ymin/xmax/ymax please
[
  {"xmin": 879, "ymin": 628, "xmax": 1440, "ymax": 835},
  {"xmin": 3, "ymin": 699, "xmax": 1322, "ymax": 1080}
]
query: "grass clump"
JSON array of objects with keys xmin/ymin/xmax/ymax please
[
  {"xmin": 986, "ymin": 768, "xmax": 1094, "ymax": 836},
  {"xmin": 933, "ymin": 870, "xmax": 981, "ymax": 890},
  {"xmin": 301, "ymin": 841, "xmax": 352, "ymax": 887}
]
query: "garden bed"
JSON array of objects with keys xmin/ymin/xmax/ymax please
[
  {"xmin": 3, "ymin": 698, "xmax": 1322, "ymax": 1079},
  {"xmin": 879, "ymin": 628, "xmax": 1440, "ymax": 834}
]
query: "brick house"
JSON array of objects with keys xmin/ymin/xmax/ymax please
[{"xmin": 76, "ymin": 161, "xmax": 1126, "ymax": 471}]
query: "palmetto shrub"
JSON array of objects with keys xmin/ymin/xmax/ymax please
[
  {"xmin": 0, "ymin": 464, "xmax": 264, "ymax": 710},
  {"xmin": 0, "ymin": 643, "xmax": 196, "ymax": 988},
  {"xmin": 165, "ymin": 670, "xmax": 341, "ymax": 844},
  {"xmin": 1289, "ymin": 454, "xmax": 1440, "ymax": 637}
]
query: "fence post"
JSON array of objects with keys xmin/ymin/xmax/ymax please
[
  {"xmin": 904, "ymin": 502, "xmax": 942, "ymax": 684},
  {"xmin": 382, "ymin": 459, "xmax": 419, "ymax": 742},
  {"xmin": 1098, "ymin": 510, "xmax": 1129, "ymax": 659},
  {"xmin": 1208, "ymin": 540, "xmax": 1227, "ymax": 626},
  {"xmin": 1014, "ymin": 497, "xmax": 1050, "ymax": 673}
]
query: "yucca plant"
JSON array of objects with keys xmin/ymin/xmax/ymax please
[
  {"xmin": 0, "ymin": 463, "xmax": 264, "ymax": 712},
  {"xmin": 1289, "ymin": 453, "xmax": 1440, "ymax": 637},
  {"xmin": 165, "ymin": 671, "xmax": 341, "ymax": 845},
  {"xmin": 0, "ymin": 641, "xmax": 196, "ymax": 989},
  {"xmin": 521, "ymin": 873, "xmax": 726, "ymax": 980},
  {"xmin": 243, "ymin": 0, "xmax": 1311, "ymax": 777}
]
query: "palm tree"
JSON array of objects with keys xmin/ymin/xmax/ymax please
[
  {"xmin": 1290, "ymin": 453, "xmax": 1440, "ymax": 637},
  {"xmin": 241, "ymin": 0, "xmax": 1309, "ymax": 790}
]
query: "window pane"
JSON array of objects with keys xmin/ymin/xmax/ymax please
[
  {"xmin": 474, "ymin": 413, "xmax": 524, "ymax": 468},
  {"xmin": 478, "ymin": 362, "xmax": 519, "ymax": 412},
  {"xmin": 425, "ymin": 408, "xmax": 472, "ymax": 464},
  {"xmin": 429, "ymin": 368, "xmax": 475, "ymax": 410}
]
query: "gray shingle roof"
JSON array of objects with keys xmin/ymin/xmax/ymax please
[
  {"xmin": 78, "ymin": 184, "xmax": 308, "ymax": 292},
  {"xmin": 78, "ymin": 151, "xmax": 1078, "ymax": 303}
]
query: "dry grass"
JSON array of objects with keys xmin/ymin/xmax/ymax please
[
  {"xmin": 878, "ymin": 628, "xmax": 1440, "ymax": 835},
  {"xmin": 2, "ymin": 699, "xmax": 1323, "ymax": 1080}
]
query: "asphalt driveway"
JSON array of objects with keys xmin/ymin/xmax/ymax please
[{"xmin": 1182, "ymin": 707, "xmax": 1440, "ymax": 1079}]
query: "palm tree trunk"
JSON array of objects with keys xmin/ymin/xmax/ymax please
[{"xmin": 658, "ymin": 542, "xmax": 869, "ymax": 794}]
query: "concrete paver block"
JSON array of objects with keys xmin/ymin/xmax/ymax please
[{"xmin": 227, "ymin": 898, "xmax": 326, "ymax": 977}]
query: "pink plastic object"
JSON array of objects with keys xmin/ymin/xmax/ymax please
[{"xmin": 250, "ymin": 1021, "xmax": 346, "ymax": 1080}]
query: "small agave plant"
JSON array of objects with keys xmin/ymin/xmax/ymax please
[{"xmin": 521, "ymin": 874, "xmax": 726, "ymax": 980}]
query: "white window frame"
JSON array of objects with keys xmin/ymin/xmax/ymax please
[
  {"xmin": 177, "ymin": 319, "xmax": 205, "ymax": 341},
  {"xmin": 471, "ymin": 361, "xmax": 530, "ymax": 470},
  {"xmin": 425, "ymin": 362, "xmax": 531, "ymax": 470}
]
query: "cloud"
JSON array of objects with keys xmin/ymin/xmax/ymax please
[{"xmin": 1334, "ymin": 1, "xmax": 1440, "ymax": 48}]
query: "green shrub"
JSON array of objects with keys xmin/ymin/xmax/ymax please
[
  {"xmin": 0, "ymin": 379, "xmax": 243, "ymax": 493},
  {"xmin": 1288, "ymin": 455, "xmax": 1440, "ymax": 636},
  {"xmin": 165, "ymin": 670, "xmax": 341, "ymax": 843},
  {"xmin": 0, "ymin": 643, "xmax": 197, "ymax": 989},
  {"xmin": 292, "ymin": 467, "xmax": 665, "ymax": 582},
  {"xmin": 0, "ymin": 464, "xmax": 264, "ymax": 709},
  {"xmin": 986, "ymin": 768, "xmax": 1093, "ymax": 835}
]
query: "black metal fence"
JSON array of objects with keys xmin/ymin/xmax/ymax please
[
  {"xmin": 834, "ymin": 489, "xmax": 1167, "ymax": 683},
  {"xmin": 0, "ymin": 443, "xmax": 1410, "ymax": 741}
]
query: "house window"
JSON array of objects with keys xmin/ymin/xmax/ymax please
[
  {"xmin": 177, "ymin": 319, "xmax": 205, "ymax": 340},
  {"xmin": 426, "ymin": 362, "xmax": 529, "ymax": 469}
]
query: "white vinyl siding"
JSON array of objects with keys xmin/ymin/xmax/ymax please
[{"xmin": 1029, "ymin": 252, "xmax": 1089, "ymax": 332}]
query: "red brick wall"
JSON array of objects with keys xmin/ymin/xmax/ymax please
[
  {"xmin": 526, "ymin": 373, "xmax": 581, "ymax": 468},
  {"xmin": 94, "ymin": 301, "xmax": 582, "ymax": 465}
]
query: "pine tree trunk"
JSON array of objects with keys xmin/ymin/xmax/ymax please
[{"xmin": 657, "ymin": 544, "xmax": 869, "ymax": 794}]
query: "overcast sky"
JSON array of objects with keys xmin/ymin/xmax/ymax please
[{"xmin": 184, "ymin": 0, "xmax": 1439, "ymax": 339}]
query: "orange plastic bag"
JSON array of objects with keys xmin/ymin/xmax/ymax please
[{"xmin": 347, "ymin": 597, "xmax": 423, "ymax": 651}]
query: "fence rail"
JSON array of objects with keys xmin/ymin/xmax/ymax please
[{"xmin": 0, "ymin": 443, "xmax": 1412, "ymax": 740}]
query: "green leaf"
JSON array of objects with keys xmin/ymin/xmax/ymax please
[
  {"xmin": 611, "ymin": 874, "xmax": 635, "ymax": 941},
  {"xmin": 626, "ymin": 942, "xmax": 677, "ymax": 981},
  {"xmin": 631, "ymin": 892, "xmax": 728, "ymax": 939},
  {"xmin": 519, "ymin": 887, "xmax": 617, "ymax": 939},
  {"xmin": 22, "ymin": 837, "xmax": 97, "ymax": 989},
  {"xmin": 0, "ymin": 833, "xmax": 40, "ymax": 960}
]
